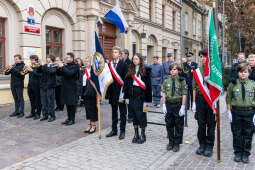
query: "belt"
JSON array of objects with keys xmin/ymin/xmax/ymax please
[
  {"xmin": 166, "ymin": 99, "xmax": 182, "ymax": 103},
  {"xmin": 232, "ymin": 106, "xmax": 255, "ymax": 111},
  {"xmin": 151, "ymin": 76, "xmax": 160, "ymax": 78}
]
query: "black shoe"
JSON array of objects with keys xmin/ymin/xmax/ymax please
[
  {"xmin": 203, "ymin": 147, "xmax": 213, "ymax": 157},
  {"xmin": 88, "ymin": 125, "xmax": 96, "ymax": 134},
  {"xmin": 138, "ymin": 128, "xmax": 146, "ymax": 144},
  {"xmin": 33, "ymin": 114, "xmax": 40, "ymax": 120},
  {"xmin": 166, "ymin": 144, "xmax": 173, "ymax": 151},
  {"xmin": 132, "ymin": 128, "xmax": 140, "ymax": 143},
  {"xmin": 119, "ymin": 131, "xmax": 125, "ymax": 140},
  {"xmin": 17, "ymin": 113, "xmax": 24, "ymax": 118},
  {"xmin": 61, "ymin": 119, "xmax": 69, "ymax": 125},
  {"xmin": 40, "ymin": 117, "xmax": 48, "ymax": 121},
  {"xmin": 84, "ymin": 124, "xmax": 92, "ymax": 133},
  {"xmin": 242, "ymin": 155, "xmax": 249, "ymax": 163},
  {"xmin": 48, "ymin": 117, "xmax": 56, "ymax": 122},
  {"xmin": 9, "ymin": 112, "xmax": 19, "ymax": 117},
  {"xmin": 25, "ymin": 114, "xmax": 34, "ymax": 119},
  {"xmin": 106, "ymin": 130, "xmax": 117, "ymax": 137},
  {"xmin": 196, "ymin": 145, "xmax": 205, "ymax": 155},
  {"xmin": 234, "ymin": 154, "xmax": 242, "ymax": 162},
  {"xmin": 65, "ymin": 120, "xmax": 75, "ymax": 126},
  {"xmin": 173, "ymin": 145, "xmax": 180, "ymax": 152}
]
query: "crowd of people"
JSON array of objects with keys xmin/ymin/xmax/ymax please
[{"xmin": 3, "ymin": 47, "xmax": 255, "ymax": 164}]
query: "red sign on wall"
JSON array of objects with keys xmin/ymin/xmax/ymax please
[{"xmin": 24, "ymin": 25, "xmax": 40, "ymax": 34}]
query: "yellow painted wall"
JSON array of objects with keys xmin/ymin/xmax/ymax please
[{"xmin": 0, "ymin": 88, "xmax": 29, "ymax": 105}]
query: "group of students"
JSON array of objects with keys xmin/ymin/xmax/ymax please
[{"xmin": 4, "ymin": 47, "xmax": 255, "ymax": 163}]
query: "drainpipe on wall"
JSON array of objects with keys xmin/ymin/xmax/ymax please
[{"xmin": 180, "ymin": 0, "xmax": 183, "ymax": 61}]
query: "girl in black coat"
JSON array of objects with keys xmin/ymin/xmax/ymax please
[
  {"xmin": 124, "ymin": 53, "xmax": 152, "ymax": 144},
  {"xmin": 75, "ymin": 57, "xmax": 85, "ymax": 106}
]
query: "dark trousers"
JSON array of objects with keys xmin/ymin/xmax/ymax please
[
  {"xmin": 111, "ymin": 103, "xmax": 127, "ymax": 132},
  {"xmin": 231, "ymin": 109, "xmax": 254, "ymax": 156},
  {"xmin": 195, "ymin": 94, "xmax": 216, "ymax": 149},
  {"xmin": 28, "ymin": 86, "xmax": 41, "ymax": 116},
  {"xmin": 55, "ymin": 85, "xmax": 64, "ymax": 110},
  {"xmin": 186, "ymin": 86, "xmax": 193, "ymax": 110},
  {"xmin": 165, "ymin": 102, "xmax": 184, "ymax": 145},
  {"xmin": 152, "ymin": 85, "xmax": 161, "ymax": 105},
  {"xmin": 66, "ymin": 105, "xmax": 76, "ymax": 122},
  {"xmin": 11, "ymin": 86, "xmax": 24, "ymax": 114},
  {"xmin": 127, "ymin": 104, "xmax": 133, "ymax": 120},
  {"xmin": 40, "ymin": 88, "xmax": 55, "ymax": 118},
  {"xmin": 84, "ymin": 97, "xmax": 98, "ymax": 122}
]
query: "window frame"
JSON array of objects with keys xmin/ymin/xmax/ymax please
[
  {"xmin": 193, "ymin": 17, "xmax": 197, "ymax": 36},
  {"xmin": 184, "ymin": 13, "xmax": 189, "ymax": 33},
  {"xmin": 46, "ymin": 26, "xmax": 63, "ymax": 58},
  {"xmin": 162, "ymin": 5, "xmax": 165, "ymax": 26},
  {"xmin": 172, "ymin": 10, "xmax": 176, "ymax": 30},
  {"xmin": 0, "ymin": 18, "xmax": 5, "ymax": 72}
]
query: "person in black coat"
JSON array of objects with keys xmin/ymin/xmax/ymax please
[
  {"xmin": 57, "ymin": 52, "xmax": 79, "ymax": 126},
  {"xmin": 55, "ymin": 56, "xmax": 64, "ymax": 111},
  {"xmin": 37, "ymin": 54, "xmax": 57, "ymax": 122},
  {"xmin": 124, "ymin": 53, "xmax": 152, "ymax": 144},
  {"xmin": 25, "ymin": 55, "xmax": 42, "ymax": 120},
  {"xmin": 106, "ymin": 46, "xmax": 128, "ymax": 140},
  {"xmin": 4, "ymin": 54, "xmax": 25, "ymax": 118},
  {"xmin": 75, "ymin": 57, "xmax": 85, "ymax": 106}
]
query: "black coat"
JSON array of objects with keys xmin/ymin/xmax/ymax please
[
  {"xmin": 249, "ymin": 67, "xmax": 255, "ymax": 81},
  {"xmin": 5, "ymin": 62, "xmax": 25, "ymax": 88},
  {"xmin": 57, "ymin": 62, "xmax": 79, "ymax": 105},
  {"xmin": 83, "ymin": 79, "xmax": 97, "ymax": 98},
  {"xmin": 124, "ymin": 67, "xmax": 152, "ymax": 103},
  {"xmin": 108, "ymin": 60, "xmax": 128, "ymax": 105},
  {"xmin": 37, "ymin": 64, "xmax": 56, "ymax": 89},
  {"xmin": 182, "ymin": 61, "xmax": 197, "ymax": 87},
  {"xmin": 123, "ymin": 58, "xmax": 131, "ymax": 66},
  {"xmin": 77, "ymin": 68, "xmax": 85, "ymax": 96},
  {"xmin": 28, "ymin": 66, "xmax": 41, "ymax": 89},
  {"xmin": 56, "ymin": 75, "xmax": 62, "ymax": 87}
]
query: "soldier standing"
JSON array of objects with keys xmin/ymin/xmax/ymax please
[
  {"xmin": 226, "ymin": 63, "xmax": 255, "ymax": 163},
  {"xmin": 192, "ymin": 49, "xmax": 215, "ymax": 157},
  {"xmin": 149, "ymin": 56, "xmax": 163, "ymax": 108},
  {"xmin": 162, "ymin": 53, "xmax": 174, "ymax": 81},
  {"xmin": 162, "ymin": 63, "xmax": 187, "ymax": 152},
  {"xmin": 182, "ymin": 52, "xmax": 197, "ymax": 110}
]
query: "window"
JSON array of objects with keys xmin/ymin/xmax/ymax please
[
  {"xmin": 162, "ymin": 5, "xmax": 165, "ymax": 26},
  {"xmin": 174, "ymin": 49, "xmax": 177, "ymax": 61},
  {"xmin": 185, "ymin": 13, "xmax": 189, "ymax": 32},
  {"xmin": 193, "ymin": 17, "xmax": 196, "ymax": 36},
  {"xmin": 172, "ymin": 10, "xmax": 176, "ymax": 30},
  {"xmin": 0, "ymin": 18, "xmax": 5, "ymax": 72},
  {"xmin": 149, "ymin": 0, "xmax": 153, "ymax": 21},
  {"xmin": 198, "ymin": 20, "xmax": 201, "ymax": 37},
  {"xmin": 46, "ymin": 26, "xmax": 62, "ymax": 58}
]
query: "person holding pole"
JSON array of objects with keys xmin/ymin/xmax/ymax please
[
  {"xmin": 162, "ymin": 63, "xmax": 187, "ymax": 152},
  {"xmin": 83, "ymin": 56, "xmax": 98, "ymax": 134},
  {"xmin": 192, "ymin": 49, "xmax": 216, "ymax": 157},
  {"xmin": 226, "ymin": 63, "xmax": 255, "ymax": 163},
  {"xmin": 124, "ymin": 53, "xmax": 152, "ymax": 144}
]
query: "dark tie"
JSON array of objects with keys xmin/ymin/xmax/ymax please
[
  {"xmin": 113, "ymin": 62, "xmax": 117, "ymax": 68},
  {"xmin": 241, "ymin": 82, "xmax": 245, "ymax": 101},
  {"xmin": 172, "ymin": 78, "xmax": 175, "ymax": 96}
]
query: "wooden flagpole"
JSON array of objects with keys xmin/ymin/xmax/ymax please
[
  {"xmin": 216, "ymin": 101, "xmax": 221, "ymax": 163},
  {"xmin": 97, "ymin": 95, "xmax": 101, "ymax": 139}
]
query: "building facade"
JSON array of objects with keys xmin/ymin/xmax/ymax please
[{"xmin": 0, "ymin": 0, "xmax": 182, "ymax": 104}]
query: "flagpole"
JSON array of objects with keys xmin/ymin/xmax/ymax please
[
  {"xmin": 216, "ymin": 101, "xmax": 221, "ymax": 163},
  {"xmin": 97, "ymin": 95, "xmax": 102, "ymax": 139}
]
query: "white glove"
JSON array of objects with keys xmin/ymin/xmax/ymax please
[
  {"xmin": 162, "ymin": 104, "xmax": 167, "ymax": 114},
  {"xmin": 125, "ymin": 99, "xmax": 129, "ymax": 104},
  {"xmin": 227, "ymin": 110, "xmax": 232, "ymax": 123},
  {"xmin": 192, "ymin": 102, "xmax": 196, "ymax": 113},
  {"xmin": 253, "ymin": 114, "xmax": 255, "ymax": 126},
  {"xmin": 179, "ymin": 105, "xmax": 185, "ymax": 117}
]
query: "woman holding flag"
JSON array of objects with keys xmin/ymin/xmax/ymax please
[{"xmin": 124, "ymin": 53, "xmax": 152, "ymax": 144}]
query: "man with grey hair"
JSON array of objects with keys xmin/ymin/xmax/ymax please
[{"xmin": 227, "ymin": 52, "xmax": 247, "ymax": 86}]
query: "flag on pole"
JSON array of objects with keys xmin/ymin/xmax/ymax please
[
  {"xmin": 90, "ymin": 32, "xmax": 113, "ymax": 99},
  {"xmin": 204, "ymin": 8, "xmax": 223, "ymax": 114},
  {"xmin": 104, "ymin": 3, "xmax": 128, "ymax": 33}
]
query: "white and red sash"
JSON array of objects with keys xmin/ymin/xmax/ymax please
[
  {"xmin": 132, "ymin": 75, "xmax": 146, "ymax": 91},
  {"xmin": 109, "ymin": 61, "xmax": 124, "ymax": 87},
  {"xmin": 84, "ymin": 68, "xmax": 90, "ymax": 81},
  {"xmin": 193, "ymin": 68, "xmax": 213, "ymax": 110}
]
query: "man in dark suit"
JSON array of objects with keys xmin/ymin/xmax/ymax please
[
  {"xmin": 182, "ymin": 52, "xmax": 198, "ymax": 110},
  {"xmin": 106, "ymin": 46, "xmax": 128, "ymax": 140},
  {"xmin": 57, "ymin": 52, "xmax": 79, "ymax": 126}
]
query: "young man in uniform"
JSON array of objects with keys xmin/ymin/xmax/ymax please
[
  {"xmin": 4, "ymin": 54, "xmax": 25, "ymax": 118},
  {"xmin": 162, "ymin": 53, "xmax": 174, "ymax": 81},
  {"xmin": 226, "ymin": 63, "xmax": 255, "ymax": 163},
  {"xmin": 106, "ymin": 46, "xmax": 128, "ymax": 140},
  {"xmin": 192, "ymin": 49, "xmax": 216, "ymax": 157},
  {"xmin": 162, "ymin": 63, "xmax": 187, "ymax": 152},
  {"xmin": 150, "ymin": 56, "xmax": 163, "ymax": 108}
]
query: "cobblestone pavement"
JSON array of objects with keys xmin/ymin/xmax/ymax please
[{"xmin": 1, "ymin": 96, "xmax": 255, "ymax": 170}]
